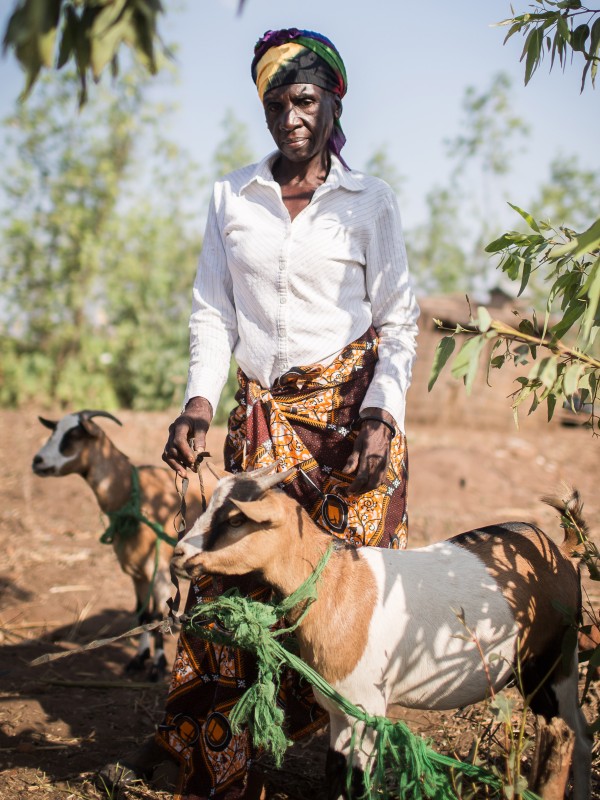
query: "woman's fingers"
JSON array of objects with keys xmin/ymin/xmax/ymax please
[
  {"xmin": 162, "ymin": 415, "xmax": 207, "ymax": 476},
  {"xmin": 344, "ymin": 420, "xmax": 392, "ymax": 494}
]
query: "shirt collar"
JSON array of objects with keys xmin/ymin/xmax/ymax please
[{"xmin": 239, "ymin": 151, "xmax": 366, "ymax": 195}]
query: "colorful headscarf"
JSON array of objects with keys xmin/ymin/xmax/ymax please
[{"xmin": 251, "ymin": 28, "xmax": 348, "ymax": 166}]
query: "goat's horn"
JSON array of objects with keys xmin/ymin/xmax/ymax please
[
  {"xmin": 77, "ymin": 410, "xmax": 123, "ymax": 426},
  {"xmin": 38, "ymin": 416, "xmax": 57, "ymax": 431},
  {"xmin": 253, "ymin": 465, "xmax": 297, "ymax": 491},
  {"xmin": 249, "ymin": 462, "xmax": 279, "ymax": 477},
  {"xmin": 206, "ymin": 461, "xmax": 230, "ymax": 481}
]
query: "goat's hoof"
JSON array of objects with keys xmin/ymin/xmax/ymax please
[
  {"xmin": 95, "ymin": 761, "xmax": 147, "ymax": 791},
  {"xmin": 147, "ymin": 655, "xmax": 168, "ymax": 683},
  {"xmin": 125, "ymin": 648, "xmax": 150, "ymax": 673}
]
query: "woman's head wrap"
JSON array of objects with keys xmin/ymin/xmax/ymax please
[{"xmin": 251, "ymin": 29, "xmax": 348, "ymax": 166}]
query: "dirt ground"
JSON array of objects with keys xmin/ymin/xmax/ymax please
[{"xmin": 0, "ymin": 407, "xmax": 599, "ymax": 800}]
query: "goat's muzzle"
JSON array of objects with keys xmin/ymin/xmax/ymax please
[
  {"xmin": 171, "ymin": 547, "xmax": 204, "ymax": 579},
  {"xmin": 31, "ymin": 456, "xmax": 56, "ymax": 476}
]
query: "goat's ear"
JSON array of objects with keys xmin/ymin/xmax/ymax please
[
  {"xmin": 231, "ymin": 496, "xmax": 283, "ymax": 525},
  {"xmin": 38, "ymin": 416, "xmax": 57, "ymax": 431},
  {"xmin": 79, "ymin": 417, "xmax": 101, "ymax": 437},
  {"xmin": 206, "ymin": 461, "xmax": 230, "ymax": 481}
]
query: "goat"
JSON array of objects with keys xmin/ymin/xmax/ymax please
[
  {"xmin": 32, "ymin": 409, "xmax": 206, "ymax": 680},
  {"xmin": 171, "ymin": 464, "xmax": 592, "ymax": 800}
]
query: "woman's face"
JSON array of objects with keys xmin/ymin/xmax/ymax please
[{"xmin": 263, "ymin": 83, "xmax": 340, "ymax": 164}]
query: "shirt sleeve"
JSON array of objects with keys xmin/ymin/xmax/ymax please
[
  {"xmin": 361, "ymin": 187, "xmax": 420, "ymax": 433},
  {"xmin": 184, "ymin": 186, "xmax": 239, "ymax": 411}
]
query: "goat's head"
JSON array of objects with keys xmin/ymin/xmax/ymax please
[
  {"xmin": 171, "ymin": 462, "xmax": 296, "ymax": 579},
  {"xmin": 32, "ymin": 410, "xmax": 122, "ymax": 477}
]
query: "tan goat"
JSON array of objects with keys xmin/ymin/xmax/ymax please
[
  {"xmin": 32, "ymin": 409, "xmax": 208, "ymax": 679},
  {"xmin": 172, "ymin": 464, "xmax": 592, "ymax": 800}
]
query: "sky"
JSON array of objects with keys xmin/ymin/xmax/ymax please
[{"xmin": 0, "ymin": 0, "xmax": 598, "ymax": 231}]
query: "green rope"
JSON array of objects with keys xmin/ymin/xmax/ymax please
[
  {"xmin": 185, "ymin": 547, "xmax": 541, "ymax": 800},
  {"xmin": 100, "ymin": 465, "xmax": 177, "ymax": 547}
]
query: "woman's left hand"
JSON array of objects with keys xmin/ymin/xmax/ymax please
[{"xmin": 342, "ymin": 409, "xmax": 396, "ymax": 495}]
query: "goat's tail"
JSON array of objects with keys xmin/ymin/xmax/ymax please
[{"xmin": 542, "ymin": 487, "xmax": 588, "ymax": 556}]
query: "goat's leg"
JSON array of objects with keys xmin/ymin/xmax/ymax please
[
  {"xmin": 326, "ymin": 714, "xmax": 362, "ymax": 800},
  {"xmin": 147, "ymin": 625, "xmax": 167, "ymax": 682},
  {"xmin": 527, "ymin": 649, "xmax": 592, "ymax": 800},
  {"xmin": 552, "ymin": 652, "xmax": 592, "ymax": 800},
  {"xmin": 145, "ymin": 567, "xmax": 172, "ymax": 682},
  {"xmin": 326, "ymin": 712, "xmax": 380, "ymax": 800},
  {"xmin": 124, "ymin": 578, "xmax": 152, "ymax": 674}
]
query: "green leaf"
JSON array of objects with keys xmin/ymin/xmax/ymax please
[
  {"xmin": 485, "ymin": 233, "xmax": 513, "ymax": 253},
  {"xmin": 550, "ymin": 300, "xmax": 585, "ymax": 339},
  {"xmin": 563, "ymin": 362, "xmax": 584, "ymax": 397},
  {"xmin": 557, "ymin": 13, "xmax": 571, "ymax": 43},
  {"xmin": 428, "ymin": 336, "xmax": 455, "ymax": 391},
  {"xmin": 590, "ymin": 16, "xmax": 600, "ymax": 56},
  {"xmin": 503, "ymin": 20, "xmax": 525, "ymax": 43},
  {"xmin": 524, "ymin": 26, "xmax": 543, "ymax": 84},
  {"xmin": 580, "ymin": 259, "xmax": 600, "ymax": 342},
  {"xmin": 513, "ymin": 344, "xmax": 530, "ymax": 365},
  {"xmin": 90, "ymin": 4, "xmax": 133, "ymax": 80},
  {"xmin": 37, "ymin": 0, "xmax": 62, "ymax": 69},
  {"xmin": 571, "ymin": 23, "xmax": 590, "ymax": 51},
  {"xmin": 56, "ymin": 7, "xmax": 75, "ymax": 69},
  {"xmin": 549, "ymin": 217, "xmax": 600, "ymax": 259},
  {"xmin": 505, "ymin": 253, "xmax": 521, "ymax": 280},
  {"xmin": 539, "ymin": 357, "xmax": 558, "ymax": 390},
  {"xmin": 451, "ymin": 335, "xmax": 486, "ymax": 394},
  {"xmin": 489, "ymin": 693, "xmax": 514, "ymax": 725},
  {"xmin": 507, "ymin": 201, "xmax": 540, "ymax": 232},
  {"xmin": 477, "ymin": 306, "xmax": 492, "ymax": 332},
  {"xmin": 518, "ymin": 258, "xmax": 532, "ymax": 296},
  {"xmin": 547, "ymin": 392, "xmax": 557, "ymax": 421}
]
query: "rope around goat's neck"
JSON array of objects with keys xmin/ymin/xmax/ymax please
[
  {"xmin": 185, "ymin": 547, "xmax": 541, "ymax": 800},
  {"xmin": 100, "ymin": 465, "xmax": 178, "ymax": 547}
]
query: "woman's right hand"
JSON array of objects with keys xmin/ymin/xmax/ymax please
[{"xmin": 162, "ymin": 396, "xmax": 213, "ymax": 478}]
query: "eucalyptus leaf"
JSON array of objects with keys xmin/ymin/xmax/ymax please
[
  {"xmin": 547, "ymin": 392, "xmax": 557, "ymax": 421},
  {"xmin": 518, "ymin": 259, "xmax": 532, "ymax": 296},
  {"xmin": 550, "ymin": 300, "xmax": 585, "ymax": 339},
  {"xmin": 557, "ymin": 13, "xmax": 571, "ymax": 42},
  {"xmin": 549, "ymin": 217, "xmax": 600, "ymax": 259},
  {"xmin": 524, "ymin": 27, "xmax": 543, "ymax": 84},
  {"xmin": 571, "ymin": 23, "xmax": 590, "ymax": 51},
  {"xmin": 428, "ymin": 336, "xmax": 456, "ymax": 391},
  {"xmin": 477, "ymin": 306, "xmax": 492, "ymax": 332},
  {"xmin": 580, "ymin": 260, "xmax": 600, "ymax": 342},
  {"xmin": 563, "ymin": 362, "xmax": 584, "ymax": 397},
  {"xmin": 507, "ymin": 201, "xmax": 540, "ymax": 232},
  {"xmin": 539, "ymin": 357, "xmax": 558, "ymax": 390},
  {"xmin": 450, "ymin": 335, "xmax": 484, "ymax": 384},
  {"xmin": 56, "ymin": 6, "xmax": 77, "ymax": 69}
]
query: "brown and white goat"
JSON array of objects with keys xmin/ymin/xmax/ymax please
[
  {"xmin": 32, "ymin": 409, "xmax": 207, "ymax": 680},
  {"xmin": 172, "ymin": 464, "xmax": 592, "ymax": 800}
]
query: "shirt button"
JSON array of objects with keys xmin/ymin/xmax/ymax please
[{"xmin": 280, "ymin": 296, "xmax": 287, "ymax": 304}]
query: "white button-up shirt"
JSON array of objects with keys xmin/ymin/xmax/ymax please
[{"xmin": 185, "ymin": 152, "xmax": 419, "ymax": 431}]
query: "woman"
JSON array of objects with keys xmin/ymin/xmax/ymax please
[{"xmin": 109, "ymin": 28, "xmax": 419, "ymax": 800}]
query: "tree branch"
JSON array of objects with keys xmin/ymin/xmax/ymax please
[{"xmin": 489, "ymin": 319, "xmax": 600, "ymax": 369}]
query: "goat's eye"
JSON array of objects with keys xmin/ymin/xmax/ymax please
[{"xmin": 228, "ymin": 514, "xmax": 245, "ymax": 528}]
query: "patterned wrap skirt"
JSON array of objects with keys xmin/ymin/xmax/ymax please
[{"xmin": 156, "ymin": 327, "xmax": 409, "ymax": 799}]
